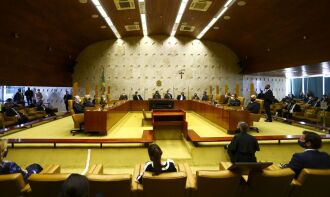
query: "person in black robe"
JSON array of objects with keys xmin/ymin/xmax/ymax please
[
  {"xmin": 246, "ymin": 95, "xmax": 260, "ymax": 114},
  {"xmin": 133, "ymin": 91, "xmax": 143, "ymax": 100},
  {"xmin": 263, "ymin": 84, "xmax": 274, "ymax": 122}
]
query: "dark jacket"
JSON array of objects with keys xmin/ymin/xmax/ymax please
[
  {"xmin": 263, "ymin": 89, "xmax": 274, "ymax": 105},
  {"xmin": 133, "ymin": 95, "xmax": 143, "ymax": 100},
  {"xmin": 176, "ymin": 95, "xmax": 186, "ymax": 100},
  {"xmin": 228, "ymin": 98, "xmax": 241, "ymax": 106},
  {"xmin": 164, "ymin": 93, "xmax": 172, "ymax": 99},
  {"xmin": 285, "ymin": 150, "xmax": 330, "ymax": 177},
  {"xmin": 73, "ymin": 102, "xmax": 85, "ymax": 114},
  {"xmin": 227, "ymin": 132, "xmax": 260, "ymax": 162},
  {"xmin": 246, "ymin": 101, "xmax": 260, "ymax": 114}
]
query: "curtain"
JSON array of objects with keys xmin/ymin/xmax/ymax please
[
  {"xmin": 325, "ymin": 77, "xmax": 330, "ymax": 96},
  {"xmin": 291, "ymin": 78, "xmax": 302, "ymax": 97},
  {"xmin": 305, "ymin": 77, "xmax": 323, "ymax": 98}
]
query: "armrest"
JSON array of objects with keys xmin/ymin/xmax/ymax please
[
  {"xmin": 87, "ymin": 164, "xmax": 103, "ymax": 174},
  {"xmin": 132, "ymin": 164, "xmax": 143, "ymax": 192},
  {"xmin": 40, "ymin": 164, "xmax": 60, "ymax": 174},
  {"xmin": 264, "ymin": 163, "xmax": 282, "ymax": 171},
  {"xmin": 291, "ymin": 179, "xmax": 302, "ymax": 187},
  {"xmin": 182, "ymin": 163, "xmax": 196, "ymax": 190},
  {"xmin": 21, "ymin": 184, "xmax": 31, "ymax": 193},
  {"xmin": 219, "ymin": 162, "xmax": 232, "ymax": 170}
]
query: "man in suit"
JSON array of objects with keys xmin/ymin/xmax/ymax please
[
  {"xmin": 226, "ymin": 122, "xmax": 260, "ymax": 162},
  {"xmin": 119, "ymin": 93, "xmax": 128, "ymax": 100},
  {"xmin": 133, "ymin": 91, "xmax": 143, "ymax": 100},
  {"xmin": 246, "ymin": 95, "xmax": 260, "ymax": 114},
  {"xmin": 177, "ymin": 92, "xmax": 186, "ymax": 100},
  {"xmin": 164, "ymin": 89, "xmax": 173, "ymax": 99},
  {"xmin": 281, "ymin": 131, "xmax": 330, "ymax": 177},
  {"xmin": 201, "ymin": 91, "xmax": 209, "ymax": 101},
  {"xmin": 263, "ymin": 84, "xmax": 274, "ymax": 122},
  {"xmin": 73, "ymin": 96, "xmax": 85, "ymax": 114},
  {"xmin": 24, "ymin": 87, "xmax": 34, "ymax": 106},
  {"xmin": 228, "ymin": 94, "xmax": 241, "ymax": 106},
  {"xmin": 283, "ymin": 100, "xmax": 301, "ymax": 119},
  {"xmin": 152, "ymin": 90, "xmax": 161, "ymax": 99},
  {"xmin": 192, "ymin": 93, "xmax": 200, "ymax": 100}
]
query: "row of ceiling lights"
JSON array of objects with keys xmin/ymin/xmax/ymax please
[{"xmin": 89, "ymin": 0, "xmax": 242, "ymax": 39}]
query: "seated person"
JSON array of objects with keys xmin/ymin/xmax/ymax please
[
  {"xmin": 83, "ymin": 95, "xmax": 94, "ymax": 107},
  {"xmin": 58, "ymin": 173, "xmax": 89, "ymax": 197},
  {"xmin": 191, "ymin": 93, "xmax": 200, "ymax": 100},
  {"xmin": 223, "ymin": 93, "xmax": 231, "ymax": 104},
  {"xmin": 176, "ymin": 92, "xmax": 186, "ymax": 100},
  {"xmin": 73, "ymin": 96, "xmax": 85, "ymax": 114},
  {"xmin": 306, "ymin": 96, "xmax": 315, "ymax": 105},
  {"xmin": 0, "ymin": 139, "xmax": 43, "ymax": 183},
  {"xmin": 283, "ymin": 100, "xmax": 301, "ymax": 119},
  {"xmin": 164, "ymin": 89, "xmax": 173, "ymax": 99},
  {"xmin": 133, "ymin": 91, "xmax": 143, "ymax": 100},
  {"xmin": 119, "ymin": 93, "xmax": 128, "ymax": 100},
  {"xmin": 226, "ymin": 122, "xmax": 260, "ymax": 162},
  {"xmin": 136, "ymin": 144, "xmax": 177, "ymax": 184},
  {"xmin": 246, "ymin": 95, "xmax": 260, "ymax": 114},
  {"xmin": 257, "ymin": 90, "xmax": 264, "ymax": 99},
  {"xmin": 201, "ymin": 91, "xmax": 209, "ymax": 101},
  {"xmin": 281, "ymin": 131, "xmax": 330, "ymax": 177},
  {"xmin": 228, "ymin": 94, "xmax": 241, "ymax": 106},
  {"xmin": 152, "ymin": 91, "xmax": 161, "ymax": 99}
]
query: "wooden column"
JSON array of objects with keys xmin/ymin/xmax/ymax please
[{"xmin": 73, "ymin": 82, "xmax": 78, "ymax": 96}]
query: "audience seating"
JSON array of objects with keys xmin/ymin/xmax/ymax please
[
  {"xmin": 192, "ymin": 170, "xmax": 242, "ymax": 197},
  {"xmin": 133, "ymin": 163, "xmax": 190, "ymax": 197},
  {"xmin": 241, "ymin": 168, "xmax": 295, "ymax": 197},
  {"xmin": 0, "ymin": 112, "xmax": 18, "ymax": 128},
  {"xmin": 17, "ymin": 108, "xmax": 38, "ymax": 121},
  {"xmin": 0, "ymin": 173, "xmax": 30, "ymax": 196},
  {"xmin": 26, "ymin": 107, "xmax": 46, "ymax": 119},
  {"xmin": 142, "ymin": 109, "xmax": 152, "ymax": 126},
  {"xmin": 290, "ymin": 168, "xmax": 330, "ymax": 197},
  {"xmin": 237, "ymin": 96, "xmax": 245, "ymax": 107},
  {"xmin": 71, "ymin": 113, "xmax": 84, "ymax": 136}
]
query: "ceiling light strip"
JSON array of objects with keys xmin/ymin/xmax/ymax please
[
  {"xmin": 138, "ymin": 0, "xmax": 148, "ymax": 36},
  {"xmin": 197, "ymin": 0, "xmax": 236, "ymax": 39},
  {"xmin": 91, "ymin": 0, "xmax": 121, "ymax": 38},
  {"xmin": 171, "ymin": 0, "xmax": 189, "ymax": 37}
]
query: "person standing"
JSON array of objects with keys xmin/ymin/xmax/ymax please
[
  {"xmin": 35, "ymin": 89, "xmax": 43, "ymax": 105},
  {"xmin": 263, "ymin": 84, "xmax": 274, "ymax": 122},
  {"xmin": 63, "ymin": 90, "xmax": 72, "ymax": 112},
  {"xmin": 24, "ymin": 87, "xmax": 34, "ymax": 106},
  {"xmin": 13, "ymin": 89, "xmax": 24, "ymax": 105},
  {"xmin": 133, "ymin": 91, "xmax": 143, "ymax": 100},
  {"xmin": 226, "ymin": 122, "xmax": 260, "ymax": 162}
]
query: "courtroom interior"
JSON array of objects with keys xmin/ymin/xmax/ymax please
[{"xmin": 1, "ymin": 0, "xmax": 330, "ymax": 196}]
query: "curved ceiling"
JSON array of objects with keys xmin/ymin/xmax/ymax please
[{"xmin": 0, "ymin": 0, "xmax": 329, "ymax": 86}]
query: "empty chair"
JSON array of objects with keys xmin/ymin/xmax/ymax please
[
  {"xmin": 71, "ymin": 113, "xmax": 84, "ymax": 135},
  {"xmin": 290, "ymin": 168, "xmax": 330, "ymax": 197},
  {"xmin": 87, "ymin": 174, "xmax": 132, "ymax": 197},
  {"xmin": 242, "ymin": 168, "xmax": 295, "ymax": 197},
  {"xmin": 192, "ymin": 170, "xmax": 242, "ymax": 197},
  {"xmin": 142, "ymin": 109, "xmax": 152, "ymax": 126},
  {"xmin": 28, "ymin": 173, "xmax": 70, "ymax": 197},
  {"xmin": 0, "ymin": 173, "xmax": 29, "ymax": 196}
]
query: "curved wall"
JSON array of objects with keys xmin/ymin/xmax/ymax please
[{"xmin": 73, "ymin": 36, "xmax": 242, "ymax": 99}]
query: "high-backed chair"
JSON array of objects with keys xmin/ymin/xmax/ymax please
[
  {"xmin": 241, "ymin": 168, "xmax": 295, "ymax": 197},
  {"xmin": 28, "ymin": 173, "xmax": 70, "ymax": 197},
  {"xmin": 255, "ymin": 99, "xmax": 264, "ymax": 113},
  {"xmin": 0, "ymin": 112, "xmax": 18, "ymax": 128},
  {"xmin": 142, "ymin": 109, "xmax": 152, "ymax": 126},
  {"xmin": 133, "ymin": 163, "xmax": 190, "ymax": 197},
  {"xmin": 237, "ymin": 96, "xmax": 245, "ymax": 107},
  {"xmin": 71, "ymin": 113, "xmax": 84, "ymax": 136},
  {"xmin": 290, "ymin": 168, "xmax": 330, "ymax": 197},
  {"xmin": 87, "ymin": 174, "xmax": 132, "ymax": 197},
  {"xmin": 192, "ymin": 170, "xmax": 242, "ymax": 197},
  {"xmin": 0, "ymin": 173, "xmax": 30, "ymax": 196}
]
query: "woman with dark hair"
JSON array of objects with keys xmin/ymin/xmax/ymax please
[
  {"xmin": 136, "ymin": 144, "xmax": 177, "ymax": 183},
  {"xmin": 58, "ymin": 173, "xmax": 89, "ymax": 197}
]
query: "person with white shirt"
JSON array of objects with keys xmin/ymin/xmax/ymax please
[{"xmin": 176, "ymin": 92, "xmax": 186, "ymax": 100}]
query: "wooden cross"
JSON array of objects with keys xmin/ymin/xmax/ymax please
[{"xmin": 179, "ymin": 70, "xmax": 184, "ymax": 79}]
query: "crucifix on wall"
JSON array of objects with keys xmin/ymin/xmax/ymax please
[{"xmin": 179, "ymin": 69, "xmax": 185, "ymax": 79}]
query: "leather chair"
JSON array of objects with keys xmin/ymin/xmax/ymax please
[
  {"xmin": 290, "ymin": 168, "xmax": 330, "ymax": 197},
  {"xmin": 241, "ymin": 168, "xmax": 295, "ymax": 197},
  {"xmin": 0, "ymin": 173, "xmax": 30, "ymax": 196},
  {"xmin": 0, "ymin": 112, "xmax": 18, "ymax": 128},
  {"xmin": 192, "ymin": 170, "xmax": 242, "ymax": 197},
  {"xmin": 237, "ymin": 96, "xmax": 245, "ymax": 107},
  {"xmin": 142, "ymin": 109, "xmax": 152, "ymax": 126},
  {"xmin": 26, "ymin": 107, "xmax": 47, "ymax": 119},
  {"xmin": 28, "ymin": 173, "xmax": 70, "ymax": 197},
  {"xmin": 255, "ymin": 99, "xmax": 264, "ymax": 113},
  {"xmin": 132, "ymin": 163, "xmax": 190, "ymax": 197},
  {"xmin": 18, "ymin": 108, "xmax": 37, "ymax": 121}
]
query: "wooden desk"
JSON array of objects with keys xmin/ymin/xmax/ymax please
[
  {"xmin": 84, "ymin": 101, "xmax": 130, "ymax": 135},
  {"xmin": 149, "ymin": 99, "xmax": 174, "ymax": 110},
  {"xmin": 152, "ymin": 109, "xmax": 188, "ymax": 138}
]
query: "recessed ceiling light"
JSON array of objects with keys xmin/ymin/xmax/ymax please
[
  {"xmin": 224, "ymin": 16, "xmax": 231, "ymax": 20},
  {"xmin": 237, "ymin": 1, "xmax": 246, "ymax": 6},
  {"xmin": 134, "ymin": 21, "xmax": 139, "ymax": 25},
  {"xmin": 213, "ymin": 26, "xmax": 219, "ymax": 30},
  {"xmin": 78, "ymin": 0, "xmax": 88, "ymax": 3},
  {"xmin": 138, "ymin": 0, "xmax": 148, "ymax": 36},
  {"xmin": 91, "ymin": 14, "xmax": 99, "ymax": 18},
  {"xmin": 171, "ymin": 0, "xmax": 189, "ymax": 36},
  {"xmin": 100, "ymin": 25, "xmax": 107, "ymax": 29}
]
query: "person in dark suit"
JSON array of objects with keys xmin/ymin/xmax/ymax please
[
  {"xmin": 246, "ymin": 95, "xmax": 260, "ymax": 114},
  {"xmin": 263, "ymin": 84, "xmax": 274, "ymax": 122},
  {"xmin": 133, "ymin": 91, "xmax": 143, "ymax": 100},
  {"xmin": 281, "ymin": 131, "xmax": 330, "ymax": 177},
  {"xmin": 176, "ymin": 92, "xmax": 186, "ymax": 100},
  {"xmin": 83, "ymin": 95, "xmax": 94, "ymax": 107},
  {"xmin": 164, "ymin": 89, "xmax": 173, "ymax": 99},
  {"xmin": 152, "ymin": 90, "xmax": 161, "ymax": 99},
  {"xmin": 201, "ymin": 91, "xmax": 209, "ymax": 101},
  {"xmin": 73, "ymin": 96, "xmax": 85, "ymax": 114},
  {"xmin": 119, "ymin": 93, "xmax": 128, "ymax": 100},
  {"xmin": 192, "ymin": 93, "xmax": 200, "ymax": 100},
  {"xmin": 24, "ymin": 87, "xmax": 34, "ymax": 106},
  {"xmin": 63, "ymin": 90, "xmax": 72, "ymax": 112},
  {"xmin": 228, "ymin": 94, "xmax": 241, "ymax": 106},
  {"xmin": 223, "ymin": 93, "xmax": 231, "ymax": 104},
  {"xmin": 226, "ymin": 122, "xmax": 260, "ymax": 162},
  {"xmin": 283, "ymin": 100, "xmax": 301, "ymax": 119}
]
